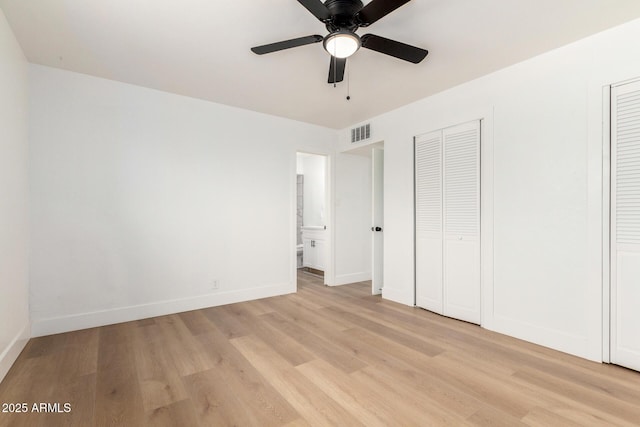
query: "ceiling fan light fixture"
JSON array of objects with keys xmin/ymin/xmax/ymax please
[{"xmin": 323, "ymin": 31, "xmax": 361, "ymax": 58}]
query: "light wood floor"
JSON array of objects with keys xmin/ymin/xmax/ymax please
[{"xmin": 2, "ymin": 272, "xmax": 640, "ymax": 426}]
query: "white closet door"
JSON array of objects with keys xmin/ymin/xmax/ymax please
[
  {"xmin": 415, "ymin": 130, "xmax": 443, "ymax": 314},
  {"xmin": 611, "ymin": 81, "xmax": 640, "ymax": 372},
  {"xmin": 443, "ymin": 121, "xmax": 480, "ymax": 324}
]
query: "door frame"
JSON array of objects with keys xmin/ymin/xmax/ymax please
[
  {"xmin": 337, "ymin": 140, "xmax": 384, "ymax": 290},
  {"xmin": 412, "ymin": 112, "xmax": 495, "ymax": 330},
  {"xmin": 602, "ymin": 84, "xmax": 611, "ymax": 363},
  {"xmin": 294, "ymin": 150, "xmax": 334, "ymax": 287},
  {"xmin": 372, "ymin": 146, "xmax": 384, "ymax": 295},
  {"xmin": 602, "ymin": 76, "xmax": 640, "ymax": 364},
  {"xmin": 413, "ymin": 120, "xmax": 482, "ymax": 324}
]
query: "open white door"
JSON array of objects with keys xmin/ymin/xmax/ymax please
[
  {"xmin": 611, "ymin": 81, "xmax": 640, "ymax": 372},
  {"xmin": 372, "ymin": 147, "xmax": 384, "ymax": 295}
]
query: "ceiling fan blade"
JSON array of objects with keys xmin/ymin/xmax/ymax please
[
  {"xmin": 357, "ymin": 0, "xmax": 411, "ymax": 26},
  {"xmin": 328, "ymin": 57, "xmax": 346, "ymax": 84},
  {"xmin": 361, "ymin": 34, "xmax": 428, "ymax": 63},
  {"xmin": 297, "ymin": 0, "xmax": 331, "ymax": 22},
  {"xmin": 251, "ymin": 35, "xmax": 323, "ymax": 55}
]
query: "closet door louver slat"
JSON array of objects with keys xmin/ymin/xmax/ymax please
[
  {"xmin": 611, "ymin": 81, "xmax": 640, "ymax": 372},
  {"xmin": 415, "ymin": 131, "xmax": 443, "ymax": 313},
  {"xmin": 616, "ymin": 90, "xmax": 640, "ymax": 245}
]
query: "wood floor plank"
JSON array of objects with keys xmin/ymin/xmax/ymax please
[
  {"xmin": 298, "ymin": 357, "xmax": 460, "ymax": 427},
  {"xmin": 153, "ymin": 315, "xmax": 215, "ymax": 377},
  {"xmin": 520, "ymin": 406, "xmax": 585, "ymax": 427},
  {"xmin": 262, "ymin": 295, "xmax": 355, "ymax": 331},
  {"xmin": 182, "ymin": 367, "xmax": 257, "ymax": 426},
  {"xmin": 194, "ymin": 325, "xmax": 301, "ymax": 426},
  {"xmin": 63, "ymin": 328, "xmax": 99, "ymax": 377},
  {"xmin": 285, "ymin": 292, "xmax": 330, "ymax": 311},
  {"xmin": 260, "ymin": 312, "xmax": 367, "ymax": 373},
  {"xmin": 295, "ymin": 359, "xmax": 390, "ymax": 427},
  {"xmin": 0, "ymin": 351, "xmax": 67, "ymax": 427},
  {"xmin": 428, "ymin": 352, "xmax": 544, "ymax": 419},
  {"xmin": 548, "ymin": 406, "xmax": 634, "ymax": 426},
  {"xmin": 215, "ymin": 302, "xmax": 316, "ymax": 367},
  {"xmin": 231, "ymin": 334, "xmax": 365, "ymax": 427},
  {"xmin": 359, "ymin": 363, "xmax": 481, "ymax": 419},
  {"xmin": 0, "ymin": 351, "xmax": 62, "ymax": 402},
  {"xmin": 341, "ymin": 325, "xmax": 441, "ymax": 369},
  {"xmin": 466, "ymin": 406, "xmax": 527, "ymax": 426},
  {"xmin": 132, "ymin": 334, "xmax": 189, "ymax": 412},
  {"xmin": 20, "ymin": 333, "xmax": 69, "ymax": 359},
  {"xmin": 350, "ymin": 367, "xmax": 469, "ymax": 426},
  {"xmin": 322, "ymin": 305, "xmax": 446, "ymax": 357},
  {"xmin": 201, "ymin": 304, "xmax": 252, "ymax": 339},
  {"xmin": 241, "ymin": 298, "xmax": 277, "ymax": 316},
  {"xmin": 283, "ymin": 418, "xmax": 312, "ymax": 427},
  {"xmin": 95, "ymin": 324, "xmax": 144, "ymax": 427},
  {"xmin": 513, "ymin": 366, "xmax": 640, "ymax": 425},
  {"xmin": 145, "ymin": 399, "xmax": 201, "ymax": 427},
  {"xmin": 45, "ymin": 373, "xmax": 96, "ymax": 427},
  {"xmin": 178, "ymin": 310, "xmax": 216, "ymax": 337}
]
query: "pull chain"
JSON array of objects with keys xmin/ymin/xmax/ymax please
[
  {"xmin": 333, "ymin": 45, "xmax": 337, "ymax": 88},
  {"xmin": 346, "ymin": 63, "xmax": 351, "ymax": 101},
  {"xmin": 333, "ymin": 55, "xmax": 337, "ymax": 88}
]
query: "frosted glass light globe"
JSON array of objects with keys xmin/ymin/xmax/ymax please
[{"xmin": 324, "ymin": 31, "xmax": 361, "ymax": 58}]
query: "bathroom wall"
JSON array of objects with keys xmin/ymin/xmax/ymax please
[
  {"xmin": 296, "ymin": 174, "xmax": 303, "ymax": 245},
  {"xmin": 297, "ymin": 153, "xmax": 326, "ymax": 227}
]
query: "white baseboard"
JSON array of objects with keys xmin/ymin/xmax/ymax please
[
  {"xmin": 382, "ymin": 286, "xmax": 414, "ymax": 306},
  {"xmin": 0, "ymin": 322, "xmax": 30, "ymax": 384},
  {"xmin": 490, "ymin": 314, "xmax": 594, "ymax": 362},
  {"xmin": 332, "ymin": 271, "xmax": 371, "ymax": 286},
  {"xmin": 31, "ymin": 282, "xmax": 294, "ymax": 337}
]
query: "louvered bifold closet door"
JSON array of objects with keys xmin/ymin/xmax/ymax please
[
  {"xmin": 443, "ymin": 121, "xmax": 480, "ymax": 324},
  {"xmin": 611, "ymin": 81, "xmax": 640, "ymax": 372},
  {"xmin": 415, "ymin": 130, "xmax": 443, "ymax": 314}
]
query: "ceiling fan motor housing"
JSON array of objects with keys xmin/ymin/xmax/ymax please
[{"xmin": 324, "ymin": 0, "xmax": 364, "ymax": 32}]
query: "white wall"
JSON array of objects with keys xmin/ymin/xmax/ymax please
[
  {"xmin": 0, "ymin": 10, "xmax": 30, "ymax": 383},
  {"xmin": 339, "ymin": 18, "xmax": 640, "ymax": 361},
  {"xmin": 333, "ymin": 152, "xmax": 372, "ymax": 285},
  {"xmin": 297, "ymin": 153, "xmax": 326, "ymax": 227},
  {"xmin": 29, "ymin": 65, "xmax": 337, "ymax": 336}
]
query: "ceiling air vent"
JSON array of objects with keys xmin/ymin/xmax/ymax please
[{"xmin": 351, "ymin": 123, "xmax": 371, "ymax": 143}]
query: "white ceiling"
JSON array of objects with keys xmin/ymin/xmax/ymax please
[{"xmin": 2, "ymin": 1, "xmax": 640, "ymax": 129}]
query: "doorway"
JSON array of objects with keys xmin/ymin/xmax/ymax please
[
  {"xmin": 296, "ymin": 152, "xmax": 330, "ymax": 286},
  {"xmin": 340, "ymin": 141, "xmax": 384, "ymax": 295}
]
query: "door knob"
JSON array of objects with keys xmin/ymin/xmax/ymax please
[{"xmin": 375, "ymin": 227, "xmax": 383, "ymax": 232}]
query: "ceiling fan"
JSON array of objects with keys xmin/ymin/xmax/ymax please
[{"xmin": 251, "ymin": 0, "xmax": 428, "ymax": 84}]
